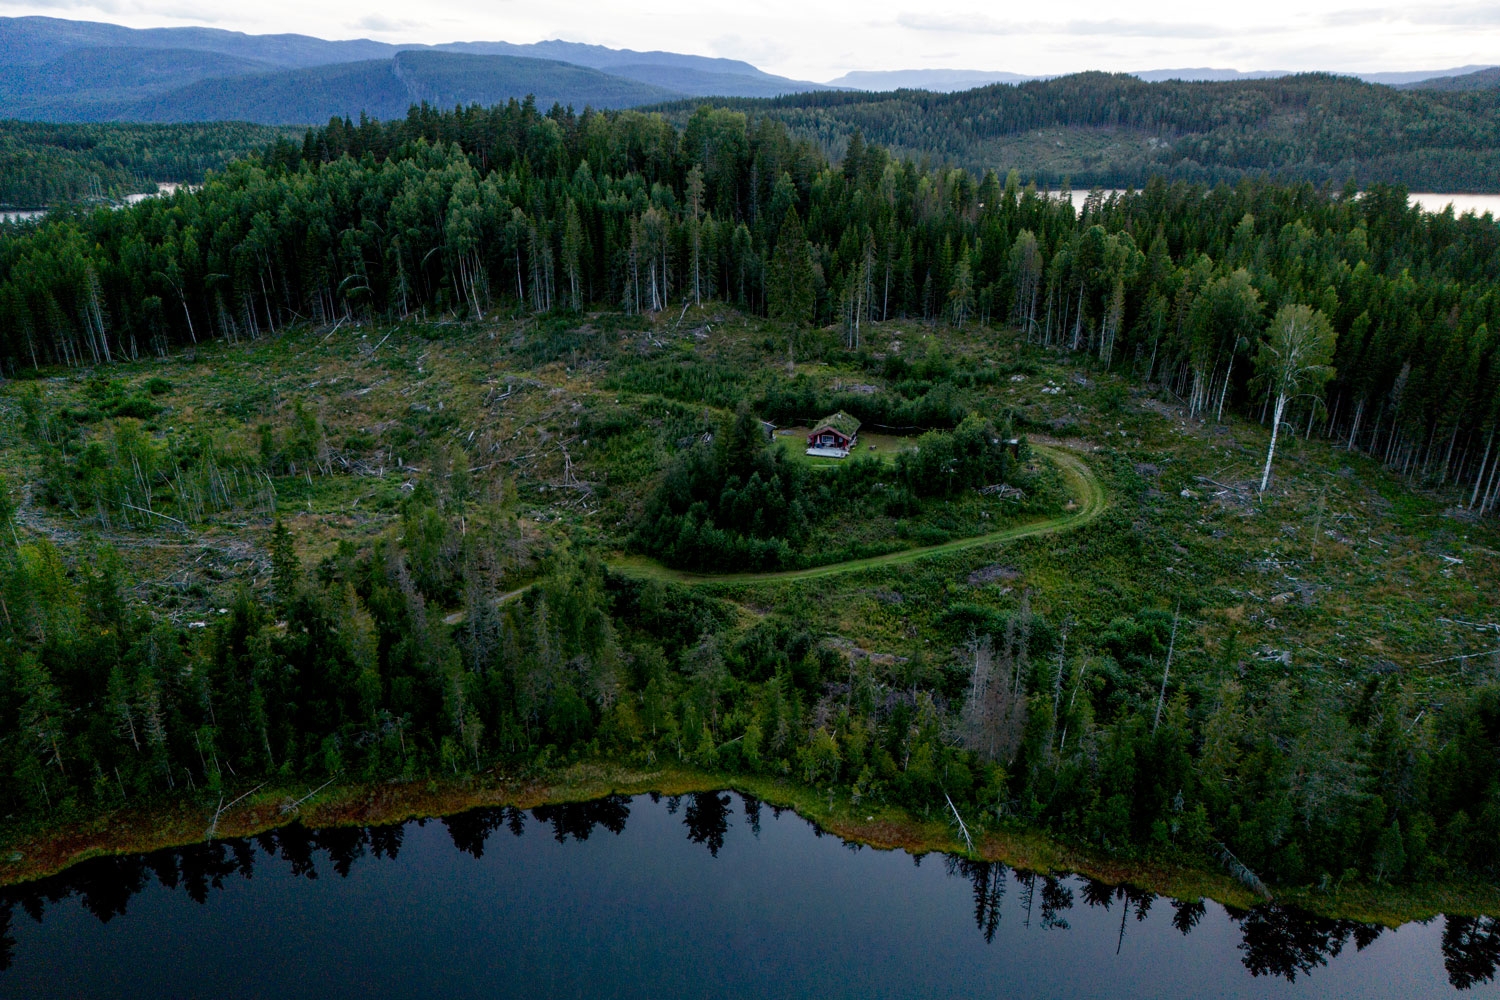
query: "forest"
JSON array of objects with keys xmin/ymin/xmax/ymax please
[
  {"xmin": 0, "ymin": 121, "xmax": 287, "ymax": 208},
  {"xmin": 8, "ymin": 69, "xmax": 1500, "ymax": 205},
  {"xmin": 654, "ymin": 72, "xmax": 1500, "ymax": 190},
  {"xmin": 2, "ymin": 99, "xmax": 1497, "ymax": 515},
  {"xmin": 1, "ymin": 99, "xmax": 1499, "ymax": 905}
]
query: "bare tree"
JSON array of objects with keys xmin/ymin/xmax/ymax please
[
  {"xmin": 1152, "ymin": 603, "xmax": 1180, "ymax": 733},
  {"xmin": 961, "ymin": 635, "xmax": 1028, "ymax": 762}
]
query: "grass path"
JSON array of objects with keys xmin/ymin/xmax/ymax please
[{"xmin": 605, "ymin": 444, "xmax": 1107, "ymax": 587}]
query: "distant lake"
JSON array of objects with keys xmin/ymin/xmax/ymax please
[
  {"xmin": 1059, "ymin": 190, "xmax": 1500, "ymax": 219},
  {"xmin": 2, "ymin": 792, "xmax": 1494, "ymax": 998},
  {"xmin": 1408, "ymin": 193, "xmax": 1500, "ymax": 218},
  {"xmin": 6, "ymin": 187, "xmax": 1494, "ymax": 227},
  {"xmin": 0, "ymin": 183, "xmax": 194, "ymax": 226}
]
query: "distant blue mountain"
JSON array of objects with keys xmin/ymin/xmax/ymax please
[
  {"xmin": 0, "ymin": 16, "xmax": 400, "ymax": 68},
  {"xmin": 6, "ymin": 51, "xmax": 684, "ymax": 124},
  {"xmin": 0, "ymin": 46, "xmax": 276, "ymax": 118},
  {"xmin": 1359, "ymin": 65, "xmax": 1496, "ymax": 85},
  {"xmin": 0, "ymin": 15, "xmax": 828, "ymax": 122},
  {"xmin": 436, "ymin": 43, "xmax": 828, "ymax": 96},
  {"xmin": 437, "ymin": 40, "xmax": 788, "ymax": 80},
  {"xmin": 2, "ymin": 15, "xmax": 1490, "ymax": 125}
]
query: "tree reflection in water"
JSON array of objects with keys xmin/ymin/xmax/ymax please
[
  {"xmin": 1171, "ymin": 898, "xmax": 1207, "ymax": 935},
  {"xmin": 0, "ymin": 792, "xmax": 1492, "ymax": 992},
  {"xmin": 442, "ymin": 809, "xmax": 511, "ymax": 858},
  {"xmin": 1075, "ymin": 879, "xmax": 1154, "ymax": 954},
  {"xmin": 1227, "ymin": 904, "xmax": 1386, "ymax": 982},
  {"xmin": 531, "ymin": 796, "xmax": 630, "ymax": 844},
  {"xmin": 743, "ymin": 796, "xmax": 762, "ymax": 837},
  {"xmin": 683, "ymin": 792, "xmax": 732, "ymax": 857},
  {"xmin": 1444, "ymin": 916, "xmax": 1500, "ymax": 991},
  {"xmin": 1038, "ymin": 874, "xmax": 1073, "ymax": 930},
  {"xmin": 945, "ymin": 858, "xmax": 1005, "ymax": 943}
]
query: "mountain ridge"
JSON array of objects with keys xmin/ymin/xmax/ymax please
[
  {"xmin": 1399, "ymin": 66, "xmax": 1500, "ymax": 92},
  {"xmin": 830, "ymin": 65, "xmax": 1500, "ymax": 91},
  {"xmin": 0, "ymin": 15, "xmax": 829, "ymax": 113},
  {"xmin": 3, "ymin": 16, "xmax": 1497, "ymax": 126},
  {"xmin": 118, "ymin": 52, "xmax": 687, "ymax": 124}
]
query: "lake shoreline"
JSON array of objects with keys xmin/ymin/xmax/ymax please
[{"xmin": 2, "ymin": 761, "xmax": 1496, "ymax": 926}]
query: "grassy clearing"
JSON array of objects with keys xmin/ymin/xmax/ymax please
[
  {"xmin": 4, "ymin": 305, "xmax": 1497, "ymax": 697},
  {"xmin": 5, "ymin": 305, "xmax": 1497, "ymax": 683},
  {"xmin": 773, "ymin": 428, "xmax": 920, "ymax": 469}
]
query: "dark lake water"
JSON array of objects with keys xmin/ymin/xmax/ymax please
[{"xmin": 1, "ymin": 792, "xmax": 1496, "ymax": 998}]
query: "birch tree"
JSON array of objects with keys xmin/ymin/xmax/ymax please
[
  {"xmin": 1009, "ymin": 229, "xmax": 1042, "ymax": 339},
  {"xmin": 685, "ymin": 166, "xmax": 705, "ymax": 307},
  {"xmin": 1187, "ymin": 269, "xmax": 1260, "ymax": 419},
  {"xmin": 561, "ymin": 199, "xmax": 584, "ymax": 312},
  {"xmin": 948, "ymin": 255, "xmax": 975, "ymax": 329},
  {"xmin": 1257, "ymin": 304, "xmax": 1337, "ymax": 493}
]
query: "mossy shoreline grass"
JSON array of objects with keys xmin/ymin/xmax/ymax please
[{"xmin": 3, "ymin": 764, "xmax": 1496, "ymax": 926}]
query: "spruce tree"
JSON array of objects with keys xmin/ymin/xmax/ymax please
[
  {"xmin": 768, "ymin": 207, "xmax": 814, "ymax": 331},
  {"xmin": 269, "ymin": 519, "xmax": 298, "ymax": 613}
]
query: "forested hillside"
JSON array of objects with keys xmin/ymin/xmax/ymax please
[
  {"xmin": 2, "ymin": 102, "xmax": 1500, "ymax": 901},
  {"xmin": 0, "ymin": 46, "xmax": 274, "ymax": 122},
  {"xmin": 0, "ymin": 121, "xmax": 288, "ymax": 207},
  {"xmin": 0, "ymin": 15, "xmax": 397, "ymax": 67},
  {"xmin": 1404, "ymin": 67, "xmax": 1500, "ymax": 93},
  {"xmin": 654, "ymin": 73, "xmax": 1500, "ymax": 190}
]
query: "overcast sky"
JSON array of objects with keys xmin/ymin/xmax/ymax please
[{"xmin": 4, "ymin": 0, "xmax": 1499, "ymax": 81}]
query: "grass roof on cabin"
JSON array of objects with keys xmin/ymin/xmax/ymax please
[{"xmin": 813, "ymin": 411, "xmax": 862, "ymax": 438}]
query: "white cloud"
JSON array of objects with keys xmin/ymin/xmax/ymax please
[
  {"xmin": 3, "ymin": 0, "xmax": 126, "ymax": 11},
  {"xmin": 0, "ymin": 0, "xmax": 1497, "ymax": 80},
  {"xmin": 1324, "ymin": 3, "xmax": 1500, "ymax": 26},
  {"xmin": 896, "ymin": 13, "xmax": 1231, "ymax": 39},
  {"xmin": 709, "ymin": 33, "xmax": 789, "ymax": 69},
  {"xmin": 352, "ymin": 14, "xmax": 419, "ymax": 34}
]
